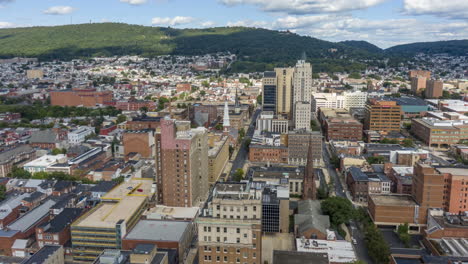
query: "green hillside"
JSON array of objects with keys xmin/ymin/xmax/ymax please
[
  {"xmin": 385, "ymin": 40, "xmax": 468, "ymax": 56},
  {"xmin": 0, "ymin": 23, "xmax": 381, "ymax": 72}
]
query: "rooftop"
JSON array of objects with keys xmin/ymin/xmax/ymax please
[
  {"xmin": 370, "ymin": 194, "xmax": 417, "ymax": 206},
  {"xmin": 296, "ymin": 238, "xmax": 357, "ymax": 263},
  {"xmin": 39, "ymin": 208, "xmax": 83, "ymax": 233},
  {"xmin": 20, "ymin": 245, "xmax": 62, "ymax": 264},
  {"xmin": 124, "ymin": 220, "xmax": 191, "ymax": 242},
  {"xmin": 273, "ymin": 250, "xmax": 328, "ymax": 264},
  {"xmin": 7, "ymin": 199, "xmax": 56, "ymax": 232},
  {"xmin": 23, "ymin": 154, "xmax": 67, "ymax": 168}
]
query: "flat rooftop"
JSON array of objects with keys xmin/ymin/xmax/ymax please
[
  {"xmin": 124, "ymin": 220, "xmax": 190, "ymax": 242},
  {"xmin": 74, "ymin": 196, "xmax": 146, "ymax": 228},
  {"xmin": 144, "ymin": 205, "xmax": 199, "ymax": 220},
  {"xmin": 370, "ymin": 194, "xmax": 417, "ymax": 206},
  {"xmin": 436, "ymin": 167, "xmax": 468, "ymax": 176},
  {"xmin": 102, "ymin": 179, "xmax": 153, "ymax": 200}
]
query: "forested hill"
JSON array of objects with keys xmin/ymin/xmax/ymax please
[
  {"xmin": 0, "ymin": 23, "xmax": 381, "ymax": 72},
  {"xmin": 0, "ymin": 23, "xmax": 466, "ymax": 72},
  {"xmin": 385, "ymin": 40, "xmax": 468, "ymax": 56}
]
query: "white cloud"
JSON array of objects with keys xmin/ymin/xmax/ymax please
[
  {"xmin": 227, "ymin": 20, "xmax": 271, "ymax": 28},
  {"xmin": 43, "ymin": 6, "xmax": 76, "ymax": 15},
  {"xmin": 403, "ymin": 0, "xmax": 468, "ymax": 19},
  {"xmin": 120, "ymin": 0, "xmax": 147, "ymax": 5},
  {"xmin": 219, "ymin": 0, "xmax": 388, "ymax": 14},
  {"xmin": 223, "ymin": 15, "xmax": 468, "ymax": 48},
  {"xmin": 0, "ymin": 21, "xmax": 15, "ymax": 28},
  {"xmin": 200, "ymin": 21, "xmax": 216, "ymax": 27},
  {"xmin": 151, "ymin": 16, "xmax": 195, "ymax": 26}
]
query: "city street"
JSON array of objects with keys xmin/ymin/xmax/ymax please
[
  {"xmin": 228, "ymin": 108, "xmax": 261, "ymax": 180},
  {"xmin": 322, "ymin": 143, "xmax": 374, "ymax": 264}
]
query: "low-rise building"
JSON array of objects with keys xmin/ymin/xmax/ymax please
[
  {"xmin": 68, "ymin": 126, "xmax": 94, "ymax": 145},
  {"xmin": 0, "ymin": 145, "xmax": 35, "ymax": 177},
  {"xmin": 346, "ymin": 167, "xmax": 391, "ymax": 203},
  {"xmin": 249, "ymin": 145, "xmax": 288, "ymax": 164},
  {"xmin": 295, "ymin": 235, "xmax": 357, "ymax": 263},
  {"xmin": 23, "ymin": 154, "xmax": 67, "ymax": 174},
  {"xmin": 412, "ymin": 117, "xmax": 468, "ymax": 148},
  {"xmin": 21, "ymin": 245, "xmax": 64, "ymax": 264},
  {"xmin": 318, "ymin": 108, "xmax": 362, "ymax": 141},
  {"xmin": 36, "ymin": 208, "xmax": 84, "ymax": 248}
]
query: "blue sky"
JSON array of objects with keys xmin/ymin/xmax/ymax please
[{"xmin": 0, "ymin": 0, "xmax": 467, "ymax": 48}]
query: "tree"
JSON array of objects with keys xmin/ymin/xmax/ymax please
[
  {"xmin": 397, "ymin": 223, "xmax": 410, "ymax": 247},
  {"xmin": 256, "ymin": 95, "xmax": 262, "ymax": 105},
  {"xmin": 0, "ymin": 185, "xmax": 6, "ymax": 201},
  {"xmin": 233, "ymin": 168, "xmax": 244, "ymax": 182},
  {"xmin": 229, "ymin": 145, "xmax": 234, "ymax": 157},
  {"xmin": 201, "ymin": 80, "xmax": 209, "ymax": 88},
  {"xmin": 8, "ymin": 166, "xmax": 32, "ymax": 179},
  {"xmin": 348, "ymin": 72, "xmax": 361, "ymax": 79},
  {"xmin": 321, "ymin": 197, "xmax": 355, "ymax": 227},
  {"xmin": 116, "ymin": 114, "xmax": 127, "ymax": 124},
  {"xmin": 365, "ymin": 224, "xmax": 390, "ymax": 264},
  {"xmin": 367, "ymin": 156, "xmax": 385, "ymax": 164},
  {"xmin": 51, "ymin": 148, "xmax": 66, "ymax": 155},
  {"xmin": 402, "ymin": 138, "xmax": 415, "ymax": 148},
  {"xmin": 215, "ymin": 123, "xmax": 223, "ymax": 130},
  {"xmin": 140, "ymin": 106, "xmax": 148, "ymax": 113},
  {"xmin": 380, "ymin": 138, "xmax": 399, "ymax": 144},
  {"xmin": 200, "ymin": 90, "xmax": 206, "ymax": 97},
  {"xmin": 330, "ymin": 155, "xmax": 340, "ymax": 169},
  {"xmin": 239, "ymin": 128, "xmax": 246, "ymax": 139}
]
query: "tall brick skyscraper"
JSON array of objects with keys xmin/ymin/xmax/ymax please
[
  {"xmin": 303, "ymin": 137, "xmax": 317, "ymax": 200},
  {"xmin": 160, "ymin": 117, "xmax": 209, "ymax": 207}
]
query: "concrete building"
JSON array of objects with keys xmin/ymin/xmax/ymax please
[
  {"xmin": 50, "ymin": 88, "xmax": 113, "ymax": 107},
  {"xmin": 248, "ymin": 166, "xmax": 304, "ymax": 196},
  {"xmin": 71, "ymin": 179, "xmax": 153, "ymax": 261},
  {"xmin": 364, "ymin": 99, "xmax": 402, "ymax": 133},
  {"xmin": 197, "ymin": 182, "xmax": 262, "ymax": 264},
  {"xmin": 122, "ymin": 129, "xmax": 156, "ymax": 158},
  {"xmin": 275, "ymin": 67, "xmax": 294, "ymax": 116},
  {"xmin": 208, "ymin": 135, "xmax": 229, "ymax": 186},
  {"xmin": 68, "ymin": 126, "xmax": 95, "ymax": 145},
  {"xmin": 312, "ymin": 91, "xmax": 367, "ymax": 112},
  {"xmin": 256, "ymin": 111, "xmax": 288, "ymax": 134},
  {"xmin": 261, "ymin": 185, "xmax": 289, "ymax": 233},
  {"xmin": 23, "ymin": 154, "xmax": 67, "ymax": 174},
  {"xmin": 426, "ymin": 80, "xmax": 443, "ymax": 99},
  {"xmin": 411, "ymin": 117, "xmax": 468, "ymax": 148},
  {"xmin": 292, "ymin": 60, "xmax": 313, "ymax": 130},
  {"xmin": 287, "ymin": 130, "xmax": 322, "ymax": 166},
  {"xmin": 160, "ymin": 118, "xmax": 208, "ymax": 207},
  {"xmin": 262, "ymin": 72, "xmax": 277, "ymax": 113},
  {"xmin": 294, "ymin": 101, "xmax": 311, "ymax": 130},
  {"xmin": 318, "ymin": 108, "xmax": 363, "ymax": 141},
  {"xmin": 122, "ymin": 220, "xmax": 194, "ymax": 264}
]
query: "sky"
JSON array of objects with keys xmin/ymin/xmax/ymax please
[{"xmin": 0, "ymin": 0, "xmax": 467, "ymax": 48}]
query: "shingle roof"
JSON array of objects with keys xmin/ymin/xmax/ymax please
[
  {"xmin": 29, "ymin": 130, "xmax": 58, "ymax": 144},
  {"xmin": 39, "ymin": 208, "xmax": 83, "ymax": 233}
]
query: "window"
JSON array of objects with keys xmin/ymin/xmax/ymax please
[
  {"xmin": 236, "ymin": 228, "xmax": 240, "ymax": 233},
  {"xmin": 217, "ymin": 227, "xmax": 220, "ymax": 232},
  {"xmin": 217, "ymin": 256, "xmax": 220, "ymax": 262},
  {"xmin": 237, "ymin": 238, "xmax": 240, "ymax": 243},
  {"xmin": 244, "ymin": 234, "xmax": 247, "ymax": 238},
  {"xmin": 253, "ymin": 206, "xmax": 257, "ymax": 211},
  {"xmin": 224, "ymin": 227, "xmax": 227, "ymax": 233},
  {"xmin": 216, "ymin": 247, "xmax": 220, "ymax": 252},
  {"xmin": 236, "ymin": 249, "xmax": 240, "ymax": 254},
  {"xmin": 224, "ymin": 256, "xmax": 228, "ymax": 262}
]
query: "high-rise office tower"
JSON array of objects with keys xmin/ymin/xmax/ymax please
[
  {"xmin": 425, "ymin": 79, "xmax": 443, "ymax": 99},
  {"xmin": 293, "ymin": 60, "xmax": 314, "ymax": 130},
  {"xmin": 275, "ymin": 67, "xmax": 294, "ymax": 116},
  {"xmin": 364, "ymin": 99, "xmax": 402, "ymax": 133},
  {"xmin": 262, "ymin": 72, "xmax": 277, "ymax": 113},
  {"xmin": 160, "ymin": 117, "xmax": 209, "ymax": 207}
]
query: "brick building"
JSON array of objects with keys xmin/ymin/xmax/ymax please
[
  {"xmin": 126, "ymin": 116, "xmax": 162, "ymax": 130},
  {"xmin": 318, "ymin": 108, "xmax": 363, "ymax": 141},
  {"xmin": 249, "ymin": 145, "xmax": 288, "ymax": 164},
  {"xmin": 50, "ymin": 88, "xmax": 113, "ymax": 107},
  {"xmin": 36, "ymin": 208, "xmax": 84, "ymax": 248},
  {"xmin": 111, "ymin": 100, "xmax": 157, "ymax": 111},
  {"xmin": 159, "ymin": 118, "xmax": 208, "ymax": 207},
  {"xmin": 411, "ymin": 117, "xmax": 468, "ymax": 149},
  {"xmin": 425, "ymin": 80, "xmax": 443, "ymax": 99},
  {"xmin": 176, "ymin": 83, "xmax": 191, "ymax": 93},
  {"xmin": 0, "ymin": 145, "xmax": 35, "ymax": 177},
  {"xmin": 123, "ymin": 129, "xmax": 156, "ymax": 158}
]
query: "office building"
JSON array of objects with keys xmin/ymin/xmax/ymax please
[
  {"xmin": 275, "ymin": 67, "xmax": 294, "ymax": 115},
  {"xmin": 262, "ymin": 72, "xmax": 277, "ymax": 113},
  {"xmin": 292, "ymin": 60, "xmax": 313, "ymax": 130},
  {"xmin": 311, "ymin": 92, "xmax": 367, "ymax": 112},
  {"xmin": 256, "ymin": 111, "xmax": 288, "ymax": 134},
  {"xmin": 287, "ymin": 130, "xmax": 322, "ymax": 166},
  {"xmin": 71, "ymin": 179, "xmax": 153, "ymax": 261},
  {"xmin": 249, "ymin": 145, "xmax": 288, "ymax": 164},
  {"xmin": 197, "ymin": 182, "xmax": 262, "ymax": 264},
  {"xmin": 160, "ymin": 118, "xmax": 208, "ymax": 207},
  {"xmin": 425, "ymin": 79, "xmax": 443, "ymax": 99},
  {"xmin": 364, "ymin": 99, "xmax": 402, "ymax": 133},
  {"xmin": 411, "ymin": 118, "xmax": 468, "ymax": 148},
  {"xmin": 68, "ymin": 126, "xmax": 95, "ymax": 145},
  {"xmin": 262, "ymin": 185, "xmax": 289, "ymax": 233}
]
